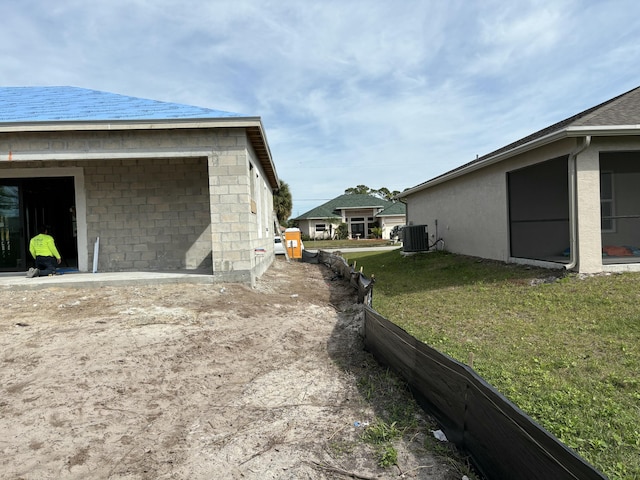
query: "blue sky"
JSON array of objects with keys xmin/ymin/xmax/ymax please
[{"xmin": 1, "ymin": 1, "xmax": 640, "ymax": 217}]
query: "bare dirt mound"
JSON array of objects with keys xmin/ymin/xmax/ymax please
[{"xmin": 0, "ymin": 259, "xmax": 468, "ymax": 479}]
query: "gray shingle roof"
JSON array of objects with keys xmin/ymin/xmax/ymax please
[
  {"xmin": 476, "ymin": 85, "xmax": 640, "ymax": 162},
  {"xmin": 0, "ymin": 86, "xmax": 245, "ymax": 123},
  {"xmin": 295, "ymin": 194, "xmax": 405, "ymax": 220}
]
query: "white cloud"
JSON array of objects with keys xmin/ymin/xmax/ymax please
[{"xmin": 2, "ymin": 0, "xmax": 640, "ymax": 217}]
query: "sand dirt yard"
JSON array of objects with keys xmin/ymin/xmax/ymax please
[{"xmin": 0, "ymin": 258, "xmax": 469, "ymax": 479}]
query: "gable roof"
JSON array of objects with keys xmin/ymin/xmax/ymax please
[
  {"xmin": 295, "ymin": 193, "xmax": 405, "ymax": 220},
  {"xmin": 401, "ymin": 85, "xmax": 640, "ymax": 197},
  {"xmin": 0, "ymin": 86, "xmax": 279, "ymax": 189}
]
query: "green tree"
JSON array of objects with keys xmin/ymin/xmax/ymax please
[
  {"xmin": 335, "ymin": 223, "xmax": 349, "ymax": 240},
  {"xmin": 344, "ymin": 185, "xmax": 373, "ymax": 195},
  {"xmin": 370, "ymin": 226, "xmax": 383, "ymax": 238},
  {"xmin": 374, "ymin": 187, "xmax": 401, "ymax": 201},
  {"xmin": 273, "ymin": 181, "xmax": 293, "ymax": 225},
  {"xmin": 344, "ymin": 185, "xmax": 401, "ymax": 201}
]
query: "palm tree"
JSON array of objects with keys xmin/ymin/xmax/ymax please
[{"xmin": 273, "ymin": 181, "xmax": 293, "ymax": 225}]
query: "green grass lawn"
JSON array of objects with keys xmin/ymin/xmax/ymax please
[{"xmin": 342, "ymin": 250, "xmax": 640, "ymax": 480}]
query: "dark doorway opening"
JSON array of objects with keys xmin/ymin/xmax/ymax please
[{"xmin": 0, "ymin": 177, "xmax": 77, "ymax": 272}]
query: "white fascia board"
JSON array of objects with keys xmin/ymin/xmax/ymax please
[
  {"xmin": 0, "ymin": 116, "xmax": 263, "ymax": 133},
  {"xmin": 565, "ymin": 125, "xmax": 640, "ymax": 135}
]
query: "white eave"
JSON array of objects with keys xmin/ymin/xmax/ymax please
[
  {"xmin": 0, "ymin": 116, "xmax": 264, "ymax": 133},
  {"xmin": 398, "ymin": 125, "xmax": 640, "ymax": 199}
]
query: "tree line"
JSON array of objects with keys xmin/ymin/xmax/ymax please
[{"xmin": 343, "ymin": 185, "xmax": 401, "ymax": 201}]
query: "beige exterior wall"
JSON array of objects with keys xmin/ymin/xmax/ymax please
[
  {"xmin": 298, "ymin": 210, "xmax": 406, "ymax": 240},
  {"xmin": 0, "ymin": 128, "xmax": 276, "ymax": 284},
  {"xmin": 405, "ymin": 139, "xmax": 575, "ymax": 263},
  {"xmin": 574, "ymin": 145, "xmax": 602, "ymax": 273},
  {"xmin": 296, "ymin": 219, "xmax": 312, "ymax": 238},
  {"xmin": 406, "ymin": 136, "xmax": 640, "ymax": 273},
  {"xmin": 585, "ymin": 137, "xmax": 640, "ymax": 273},
  {"xmin": 378, "ymin": 215, "xmax": 405, "ymax": 240},
  {"xmin": 307, "ymin": 219, "xmax": 340, "ymax": 239}
]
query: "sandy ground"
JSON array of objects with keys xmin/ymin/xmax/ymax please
[{"xmin": 0, "ymin": 258, "xmax": 467, "ymax": 480}]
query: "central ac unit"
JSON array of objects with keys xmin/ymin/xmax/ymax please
[{"xmin": 402, "ymin": 225, "xmax": 429, "ymax": 252}]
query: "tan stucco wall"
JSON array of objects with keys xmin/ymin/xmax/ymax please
[
  {"xmin": 379, "ymin": 215, "xmax": 405, "ymax": 239},
  {"xmin": 574, "ymin": 145, "xmax": 602, "ymax": 273},
  {"xmin": 0, "ymin": 128, "xmax": 276, "ymax": 283},
  {"xmin": 406, "ymin": 136, "xmax": 640, "ymax": 272},
  {"xmin": 584, "ymin": 137, "xmax": 640, "ymax": 273},
  {"xmin": 298, "ymin": 219, "xmax": 343, "ymax": 240},
  {"xmin": 405, "ymin": 139, "xmax": 575, "ymax": 263}
]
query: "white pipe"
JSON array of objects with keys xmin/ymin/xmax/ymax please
[
  {"xmin": 565, "ymin": 136, "xmax": 591, "ymax": 270},
  {"xmin": 92, "ymin": 237, "xmax": 100, "ymax": 273}
]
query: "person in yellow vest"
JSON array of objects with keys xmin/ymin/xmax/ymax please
[{"xmin": 27, "ymin": 225, "xmax": 62, "ymax": 277}]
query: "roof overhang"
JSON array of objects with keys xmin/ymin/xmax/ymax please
[
  {"xmin": 398, "ymin": 125, "xmax": 640, "ymax": 199},
  {"xmin": 0, "ymin": 116, "xmax": 280, "ymax": 190}
]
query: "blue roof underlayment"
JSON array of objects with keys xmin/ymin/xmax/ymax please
[{"xmin": 0, "ymin": 86, "xmax": 245, "ymax": 123}]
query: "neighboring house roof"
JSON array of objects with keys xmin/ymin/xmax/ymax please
[
  {"xmin": 401, "ymin": 85, "xmax": 640, "ymax": 197},
  {"xmin": 0, "ymin": 86, "xmax": 279, "ymax": 188},
  {"xmin": 295, "ymin": 193, "xmax": 405, "ymax": 220},
  {"xmin": 377, "ymin": 201, "xmax": 407, "ymax": 217}
]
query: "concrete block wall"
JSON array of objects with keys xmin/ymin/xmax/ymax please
[
  {"xmin": 250, "ymin": 140, "xmax": 276, "ymax": 282},
  {"xmin": 0, "ymin": 156, "xmax": 212, "ymax": 272},
  {"xmin": 0, "ymin": 127, "xmax": 277, "ymax": 281},
  {"xmin": 80, "ymin": 157, "xmax": 211, "ymax": 271},
  {"xmin": 207, "ymin": 129, "xmax": 274, "ymax": 285}
]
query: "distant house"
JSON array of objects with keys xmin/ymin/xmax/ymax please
[
  {"xmin": 0, "ymin": 87, "xmax": 279, "ymax": 285},
  {"xmin": 295, "ymin": 194, "xmax": 406, "ymax": 240},
  {"xmin": 399, "ymin": 86, "xmax": 640, "ymax": 273}
]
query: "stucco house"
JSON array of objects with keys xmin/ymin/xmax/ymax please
[
  {"xmin": 0, "ymin": 86, "xmax": 279, "ymax": 285},
  {"xmin": 295, "ymin": 194, "xmax": 406, "ymax": 240},
  {"xmin": 399, "ymin": 86, "xmax": 640, "ymax": 273}
]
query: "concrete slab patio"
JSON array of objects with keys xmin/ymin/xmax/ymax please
[{"xmin": 0, "ymin": 270, "xmax": 214, "ymax": 290}]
